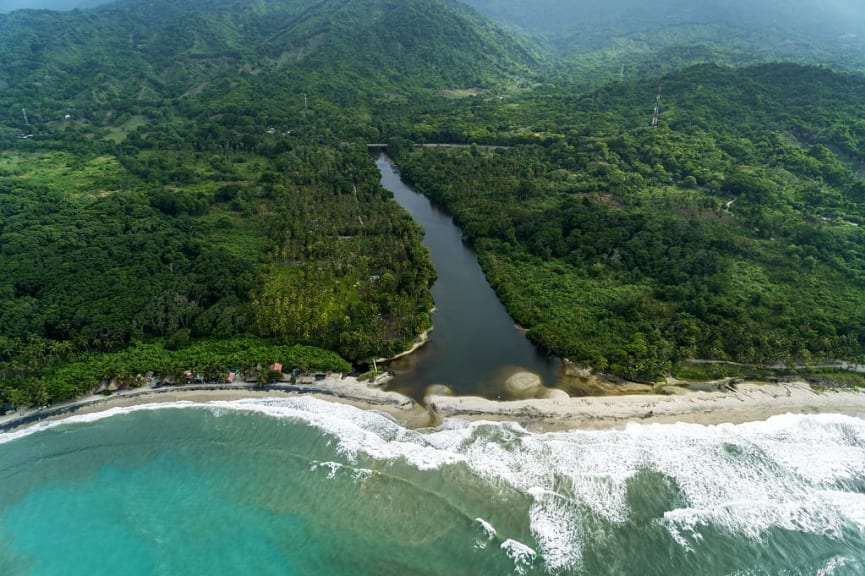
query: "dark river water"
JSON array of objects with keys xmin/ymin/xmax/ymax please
[{"xmin": 375, "ymin": 154, "xmax": 561, "ymax": 399}]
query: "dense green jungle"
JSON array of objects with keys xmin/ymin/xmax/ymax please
[{"xmin": 2, "ymin": 0, "xmax": 865, "ymax": 407}]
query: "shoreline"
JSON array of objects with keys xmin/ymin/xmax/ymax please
[
  {"xmin": 375, "ymin": 327, "xmax": 432, "ymax": 363},
  {"xmin": 2, "ymin": 375, "xmax": 865, "ymax": 435},
  {"xmin": 0, "ymin": 377, "xmax": 431, "ymax": 434}
]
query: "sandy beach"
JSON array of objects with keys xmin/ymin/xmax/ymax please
[
  {"xmin": 2, "ymin": 373, "xmax": 864, "ymax": 434},
  {"xmin": 428, "ymin": 381, "xmax": 865, "ymax": 431}
]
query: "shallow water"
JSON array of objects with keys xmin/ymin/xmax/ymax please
[{"xmin": 1, "ymin": 400, "xmax": 864, "ymax": 575}]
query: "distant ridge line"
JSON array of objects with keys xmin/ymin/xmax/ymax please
[{"xmin": 367, "ymin": 143, "xmax": 511, "ymax": 150}]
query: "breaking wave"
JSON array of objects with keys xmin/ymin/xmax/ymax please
[{"xmin": 2, "ymin": 397, "xmax": 864, "ymax": 574}]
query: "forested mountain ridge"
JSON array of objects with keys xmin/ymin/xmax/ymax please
[
  {"xmin": 461, "ymin": 0, "xmax": 865, "ymax": 40},
  {"xmin": 462, "ymin": 0, "xmax": 865, "ymax": 85},
  {"xmin": 0, "ymin": 0, "xmax": 108, "ymax": 12},
  {"xmin": 0, "ymin": 0, "xmax": 543, "ymax": 134}
]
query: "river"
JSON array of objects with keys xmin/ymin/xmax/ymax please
[{"xmin": 375, "ymin": 154, "xmax": 561, "ymax": 400}]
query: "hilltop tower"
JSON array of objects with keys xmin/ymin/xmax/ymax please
[{"xmin": 650, "ymin": 85, "xmax": 662, "ymax": 128}]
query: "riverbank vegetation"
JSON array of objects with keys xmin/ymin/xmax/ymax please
[{"xmin": 388, "ymin": 64, "xmax": 865, "ymax": 381}]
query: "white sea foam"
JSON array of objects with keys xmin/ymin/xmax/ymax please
[
  {"xmin": 311, "ymin": 461, "xmax": 343, "ymax": 479},
  {"xmin": 501, "ymin": 538, "xmax": 537, "ymax": 575},
  {"xmin": 816, "ymin": 555, "xmax": 854, "ymax": 576},
  {"xmin": 474, "ymin": 517, "xmax": 496, "ymax": 549},
  {"xmin": 0, "ymin": 402, "xmax": 199, "ymax": 445},
  {"xmin": 310, "ymin": 460, "xmax": 376, "ymax": 482},
  {"xmin": 210, "ymin": 397, "xmax": 465, "ymax": 471},
  {"xmin": 3, "ymin": 399, "xmax": 865, "ymax": 575},
  {"xmin": 528, "ymin": 495, "xmax": 583, "ymax": 572},
  {"xmin": 646, "ymin": 416, "xmax": 865, "ymax": 548}
]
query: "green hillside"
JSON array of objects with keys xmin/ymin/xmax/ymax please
[
  {"xmin": 0, "ymin": 0, "xmax": 541, "ymax": 130},
  {"xmin": 2, "ymin": 0, "xmax": 865, "ymax": 407},
  {"xmin": 386, "ymin": 62, "xmax": 865, "ymax": 380}
]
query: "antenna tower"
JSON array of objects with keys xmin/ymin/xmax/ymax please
[{"xmin": 650, "ymin": 85, "xmax": 662, "ymax": 128}]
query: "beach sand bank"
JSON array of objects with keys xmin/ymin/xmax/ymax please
[
  {"xmin": 2, "ymin": 376, "xmax": 864, "ymax": 434},
  {"xmin": 428, "ymin": 381, "xmax": 865, "ymax": 431}
]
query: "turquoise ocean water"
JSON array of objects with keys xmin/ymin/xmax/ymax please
[{"xmin": 1, "ymin": 398, "xmax": 864, "ymax": 575}]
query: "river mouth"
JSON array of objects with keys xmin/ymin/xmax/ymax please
[{"xmin": 375, "ymin": 154, "xmax": 563, "ymax": 401}]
